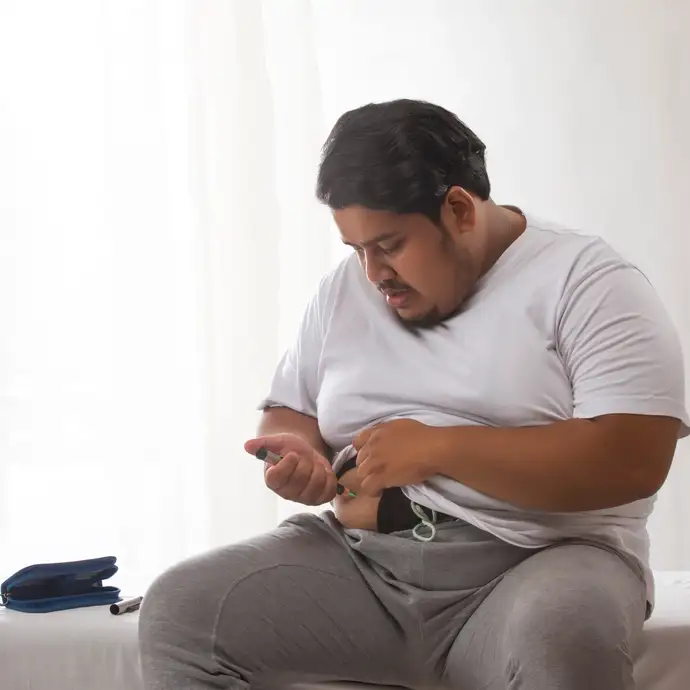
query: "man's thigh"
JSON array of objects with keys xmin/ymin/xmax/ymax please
[
  {"xmin": 139, "ymin": 512, "xmax": 418, "ymax": 690},
  {"xmin": 443, "ymin": 543, "xmax": 647, "ymax": 690}
]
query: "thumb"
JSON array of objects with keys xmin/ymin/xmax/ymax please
[{"xmin": 244, "ymin": 436, "xmax": 283, "ymax": 456}]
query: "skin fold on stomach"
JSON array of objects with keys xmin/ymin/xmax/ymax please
[{"xmin": 332, "ymin": 467, "xmax": 380, "ymax": 530}]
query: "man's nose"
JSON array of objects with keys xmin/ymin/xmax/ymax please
[{"xmin": 362, "ymin": 249, "xmax": 394, "ymax": 284}]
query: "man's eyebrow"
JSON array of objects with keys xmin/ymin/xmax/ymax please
[{"xmin": 342, "ymin": 231, "xmax": 401, "ymax": 248}]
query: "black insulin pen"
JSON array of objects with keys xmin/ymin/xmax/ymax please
[{"xmin": 255, "ymin": 447, "xmax": 357, "ymax": 498}]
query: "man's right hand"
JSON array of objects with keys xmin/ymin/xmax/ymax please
[{"xmin": 244, "ymin": 433, "xmax": 338, "ymax": 506}]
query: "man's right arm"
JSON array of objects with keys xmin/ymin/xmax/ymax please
[
  {"xmin": 258, "ymin": 406, "xmax": 332, "ymax": 461},
  {"xmin": 247, "ymin": 406, "xmax": 336, "ymax": 505},
  {"xmin": 249, "ymin": 282, "xmax": 335, "ymax": 505}
]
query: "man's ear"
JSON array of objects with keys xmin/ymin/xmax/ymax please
[{"xmin": 442, "ymin": 186, "xmax": 476, "ymax": 236}]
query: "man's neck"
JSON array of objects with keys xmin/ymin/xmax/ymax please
[{"xmin": 480, "ymin": 204, "xmax": 526, "ymax": 276}]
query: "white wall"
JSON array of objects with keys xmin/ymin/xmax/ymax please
[
  {"xmin": 266, "ymin": 0, "xmax": 690, "ymax": 567},
  {"xmin": 1, "ymin": 0, "xmax": 686, "ymax": 586}
]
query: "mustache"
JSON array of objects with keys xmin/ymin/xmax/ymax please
[{"xmin": 377, "ymin": 280, "xmax": 410, "ymax": 292}]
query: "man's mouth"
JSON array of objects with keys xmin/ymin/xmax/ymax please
[{"xmin": 382, "ymin": 288, "xmax": 411, "ymax": 308}]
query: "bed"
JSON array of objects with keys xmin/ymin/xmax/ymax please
[{"xmin": 1, "ymin": 572, "xmax": 689, "ymax": 690}]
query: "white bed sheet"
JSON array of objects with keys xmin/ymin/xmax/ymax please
[
  {"xmin": 1, "ymin": 574, "xmax": 689, "ymax": 690},
  {"xmin": 633, "ymin": 572, "xmax": 690, "ymax": 690},
  {"xmin": 0, "ymin": 599, "xmax": 141, "ymax": 690}
]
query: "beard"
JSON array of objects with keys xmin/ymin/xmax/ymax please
[
  {"xmin": 383, "ymin": 247, "xmax": 474, "ymax": 335},
  {"xmin": 375, "ymin": 280, "xmax": 441, "ymax": 333},
  {"xmin": 393, "ymin": 305, "xmax": 447, "ymax": 333}
]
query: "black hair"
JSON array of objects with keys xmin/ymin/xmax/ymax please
[{"xmin": 316, "ymin": 99, "xmax": 490, "ymax": 223}]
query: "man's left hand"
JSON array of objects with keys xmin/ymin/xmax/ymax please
[{"xmin": 353, "ymin": 419, "xmax": 443, "ymax": 495}]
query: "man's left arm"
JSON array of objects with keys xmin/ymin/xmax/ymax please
[
  {"xmin": 355, "ymin": 255, "xmax": 689, "ymax": 511},
  {"xmin": 427, "ymin": 414, "xmax": 680, "ymax": 511}
]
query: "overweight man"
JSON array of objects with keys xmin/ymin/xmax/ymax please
[{"xmin": 139, "ymin": 99, "xmax": 689, "ymax": 690}]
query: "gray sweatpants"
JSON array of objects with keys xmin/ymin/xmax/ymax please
[{"xmin": 139, "ymin": 511, "xmax": 647, "ymax": 690}]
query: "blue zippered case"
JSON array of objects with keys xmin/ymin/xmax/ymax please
[{"xmin": 1, "ymin": 556, "xmax": 120, "ymax": 613}]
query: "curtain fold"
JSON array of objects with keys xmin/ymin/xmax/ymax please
[{"xmin": 0, "ymin": 0, "xmax": 211, "ymax": 592}]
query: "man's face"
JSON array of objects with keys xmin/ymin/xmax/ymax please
[{"xmin": 334, "ymin": 204, "xmax": 480, "ymax": 328}]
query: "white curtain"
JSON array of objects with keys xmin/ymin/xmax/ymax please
[{"xmin": 1, "ymin": 0, "xmax": 688, "ymax": 594}]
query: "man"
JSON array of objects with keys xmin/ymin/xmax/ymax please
[{"xmin": 139, "ymin": 100, "xmax": 689, "ymax": 690}]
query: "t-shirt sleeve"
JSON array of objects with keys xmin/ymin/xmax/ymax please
[
  {"xmin": 556, "ymin": 245, "xmax": 689, "ymax": 438},
  {"xmin": 257, "ymin": 292, "xmax": 323, "ymax": 418}
]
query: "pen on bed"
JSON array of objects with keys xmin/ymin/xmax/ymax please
[
  {"xmin": 255, "ymin": 447, "xmax": 357, "ymax": 498},
  {"xmin": 110, "ymin": 596, "xmax": 143, "ymax": 615}
]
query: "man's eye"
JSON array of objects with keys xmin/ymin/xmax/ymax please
[{"xmin": 380, "ymin": 241, "xmax": 403, "ymax": 256}]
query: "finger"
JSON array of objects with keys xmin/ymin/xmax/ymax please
[
  {"xmin": 264, "ymin": 451, "xmax": 298, "ymax": 491},
  {"xmin": 265, "ymin": 451, "xmax": 313, "ymax": 499},
  {"xmin": 281, "ymin": 453, "xmax": 314, "ymax": 499},
  {"xmin": 314, "ymin": 452, "xmax": 334, "ymax": 470},
  {"xmin": 317, "ymin": 463, "xmax": 339, "ymax": 504},
  {"xmin": 336, "ymin": 467, "xmax": 360, "ymax": 492},
  {"xmin": 298, "ymin": 463, "xmax": 331, "ymax": 505},
  {"xmin": 360, "ymin": 473, "xmax": 386, "ymax": 497},
  {"xmin": 319, "ymin": 471, "xmax": 339, "ymax": 503},
  {"xmin": 295, "ymin": 460, "xmax": 325, "ymax": 503},
  {"xmin": 356, "ymin": 450, "xmax": 380, "ymax": 479},
  {"xmin": 356, "ymin": 458, "xmax": 386, "ymax": 491},
  {"xmin": 355, "ymin": 446, "xmax": 370, "ymax": 467},
  {"xmin": 353, "ymin": 425, "xmax": 377, "ymax": 451},
  {"xmin": 355, "ymin": 457, "xmax": 370, "ymax": 483}
]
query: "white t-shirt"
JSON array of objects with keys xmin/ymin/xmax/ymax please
[{"xmin": 260, "ymin": 214, "xmax": 690, "ymax": 602}]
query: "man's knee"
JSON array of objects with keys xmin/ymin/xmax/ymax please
[
  {"xmin": 139, "ymin": 543, "xmax": 285, "ymax": 690},
  {"xmin": 507, "ymin": 581, "xmax": 628, "ymax": 661},
  {"xmin": 139, "ymin": 554, "xmax": 220, "ymax": 657},
  {"xmin": 139, "ymin": 516, "xmax": 344, "ymax": 667},
  {"xmin": 500, "ymin": 545, "xmax": 645, "ymax": 685}
]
